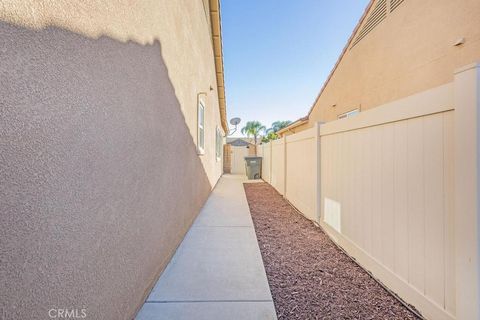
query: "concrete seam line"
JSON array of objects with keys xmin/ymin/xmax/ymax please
[
  {"xmin": 145, "ymin": 300, "xmax": 273, "ymax": 303},
  {"xmin": 192, "ymin": 225, "xmax": 252, "ymax": 228}
]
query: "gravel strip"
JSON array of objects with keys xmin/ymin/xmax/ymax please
[{"xmin": 244, "ymin": 182, "xmax": 420, "ymax": 320}]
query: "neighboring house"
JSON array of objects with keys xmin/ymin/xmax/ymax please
[
  {"xmin": 226, "ymin": 137, "xmax": 257, "ymax": 146},
  {"xmin": 227, "ymin": 138, "xmax": 257, "ymax": 156},
  {"xmin": 227, "ymin": 138, "xmax": 252, "ymax": 147},
  {"xmin": 0, "ymin": 1, "xmax": 227, "ymax": 319},
  {"xmin": 265, "ymin": 1, "xmax": 480, "ymax": 319},
  {"xmin": 278, "ymin": 0, "xmax": 480, "ymax": 136}
]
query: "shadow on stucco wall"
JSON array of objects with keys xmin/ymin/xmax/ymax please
[{"xmin": 0, "ymin": 21, "xmax": 212, "ymax": 320}]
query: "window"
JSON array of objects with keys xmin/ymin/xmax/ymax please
[
  {"xmin": 197, "ymin": 99, "xmax": 205, "ymax": 154},
  {"xmin": 215, "ymin": 127, "xmax": 222, "ymax": 161},
  {"xmin": 338, "ymin": 108, "xmax": 360, "ymax": 119}
]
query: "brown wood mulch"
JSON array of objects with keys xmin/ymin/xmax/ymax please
[{"xmin": 243, "ymin": 182, "xmax": 420, "ymax": 320}]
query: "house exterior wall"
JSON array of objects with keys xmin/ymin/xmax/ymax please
[
  {"xmin": 0, "ymin": 1, "xmax": 225, "ymax": 319},
  {"xmin": 305, "ymin": 0, "xmax": 480, "ymax": 127},
  {"xmin": 0, "ymin": 0, "xmax": 225, "ymax": 184}
]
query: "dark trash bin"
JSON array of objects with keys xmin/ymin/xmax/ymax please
[{"xmin": 244, "ymin": 156, "xmax": 262, "ymax": 180}]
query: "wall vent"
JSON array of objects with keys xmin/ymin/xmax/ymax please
[
  {"xmin": 351, "ymin": 0, "xmax": 387, "ymax": 48},
  {"xmin": 390, "ymin": 0, "xmax": 404, "ymax": 12}
]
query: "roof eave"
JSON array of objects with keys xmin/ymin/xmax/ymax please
[
  {"xmin": 209, "ymin": 0, "xmax": 229, "ymax": 133},
  {"xmin": 277, "ymin": 116, "xmax": 309, "ymax": 135},
  {"xmin": 305, "ymin": 0, "xmax": 375, "ymax": 118}
]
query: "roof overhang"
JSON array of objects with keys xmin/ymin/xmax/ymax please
[
  {"xmin": 278, "ymin": 0, "xmax": 375, "ymax": 133},
  {"xmin": 277, "ymin": 116, "xmax": 309, "ymax": 135},
  {"xmin": 306, "ymin": 0, "xmax": 374, "ymax": 118},
  {"xmin": 209, "ymin": 0, "xmax": 229, "ymax": 133}
]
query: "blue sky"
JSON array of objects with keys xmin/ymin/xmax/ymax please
[{"xmin": 221, "ymin": 0, "xmax": 370, "ymax": 135}]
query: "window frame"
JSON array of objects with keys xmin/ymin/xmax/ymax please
[
  {"xmin": 215, "ymin": 126, "xmax": 223, "ymax": 162},
  {"xmin": 197, "ymin": 98, "xmax": 206, "ymax": 155},
  {"xmin": 338, "ymin": 108, "xmax": 360, "ymax": 119}
]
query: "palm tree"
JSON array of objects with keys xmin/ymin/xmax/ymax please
[
  {"xmin": 241, "ymin": 121, "xmax": 266, "ymax": 146},
  {"xmin": 262, "ymin": 131, "xmax": 278, "ymax": 143},
  {"xmin": 268, "ymin": 120, "xmax": 292, "ymax": 133}
]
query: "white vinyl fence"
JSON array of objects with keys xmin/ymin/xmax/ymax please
[
  {"xmin": 285, "ymin": 126, "xmax": 319, "ymax": 221},
  {"xmin": 259, "ymin": 64, "xmax": 480, "ymax": 320},
  {"xmin": 320, "ymin": 92, "xmax": 454, "ymax": 320},
  {"xmin": 230, "ymin": 146, "xmax": 249, "ymax": 174},
  {"xmin": 270, "ymin": 138, "xmax": 286, "ymax": 195},
  {"xmin": 258, "ymin": 143, "xmax": 269, "ymax": 181}
]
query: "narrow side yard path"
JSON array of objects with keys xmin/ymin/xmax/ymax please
[
  {"xmin": 244, "ymin": 182, "xmax": 420, "ymax": 320},
  {"xmin": 136, "ymin": 175, "xmax": 276, "ymax": 320}
]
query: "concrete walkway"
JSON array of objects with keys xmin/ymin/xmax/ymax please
[{"xmin": 136, "ymin": 175, "xmax": 277, "ymax": 320}]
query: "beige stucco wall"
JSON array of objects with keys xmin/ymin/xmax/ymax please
[
  {"xmin": 0, "ymin": 1, "xmax": 225, "ymax": 319},
  {"xmin": 307, "ymin": 0, "xmax": 480, "ymax": 126},
  {"xmin": 0, "ymin": 0, "xmax": 225, "ymax": 184}
]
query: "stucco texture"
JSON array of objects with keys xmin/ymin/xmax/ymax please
[
  {"xmin": 0, "ymin": 0, "xmax": 225, "ymax": 186},
  {"xmin": 0, "ymin": 21, "xmax": 212, "ymax": 320},
  {"xmin": 306, "ymin": 0, "xmax": 480, "ymax": 126}
]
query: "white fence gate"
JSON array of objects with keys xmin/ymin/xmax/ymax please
[{"xmin": 230, "ymin": 146, "xmax": 249, "ymax": 175}]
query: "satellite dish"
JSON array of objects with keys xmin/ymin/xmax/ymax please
[{"xmin": 230, "ymin": 117, "xmax": 241, "ymax": 126}]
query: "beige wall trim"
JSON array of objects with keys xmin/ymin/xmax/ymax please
[
  {"xmin": 320, "ymin": 83, "xmax": 454, "ymax": 137},
  {"xmin": 454, "ymin": 62, "xmax": 480, "ymax": 320},
  {"xmin": 209, "ymin": 0, "xmax": 228, "ymax": 132}
]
